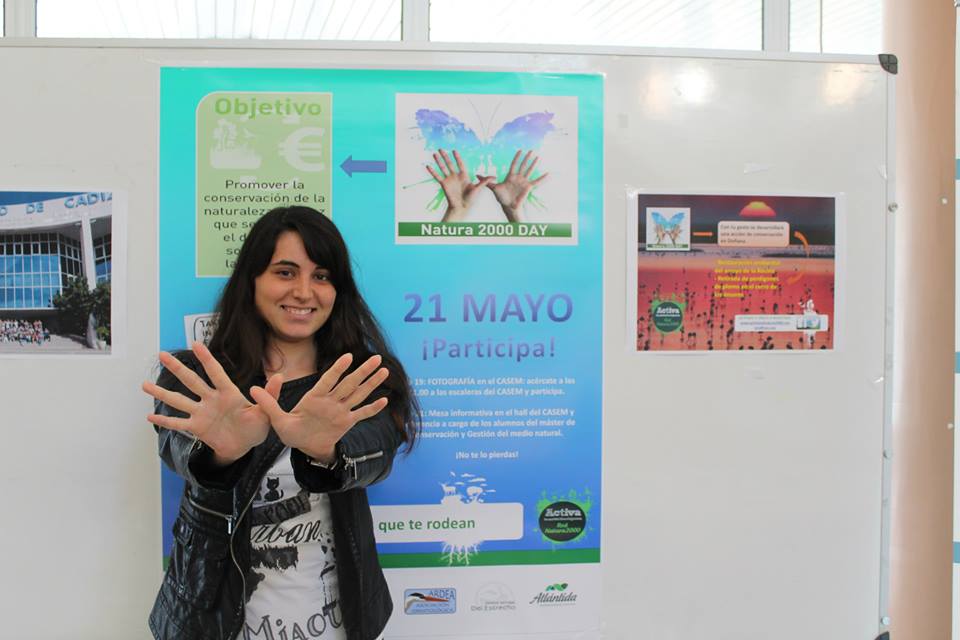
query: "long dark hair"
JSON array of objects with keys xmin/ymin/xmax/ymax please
[{"xmin": 207, "ymin": 206, "xmax": 419, "ymax": 448}]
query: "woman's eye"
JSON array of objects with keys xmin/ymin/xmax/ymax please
[
  {"xmin": 277, "ymin": 269, "xmax": 294, "ymax": 278},
  {"xmin": 314, "ymin": 272, "xmax": 330, "ymax": 281}
]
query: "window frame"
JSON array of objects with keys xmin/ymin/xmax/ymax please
[{"xmin": 2, "ymin": 0, "xmax": 814, "ymax": 54}]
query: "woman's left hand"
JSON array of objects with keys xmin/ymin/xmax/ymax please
[{"xmin": 250, "ymin": 353, "xmax": 390, "ymax": 464}]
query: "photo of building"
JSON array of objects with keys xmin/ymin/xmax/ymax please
[{"xmin": 0, "ymin": 191, "xmax": 113, "ymax": 354}]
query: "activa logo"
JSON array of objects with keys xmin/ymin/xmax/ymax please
[
  {"xmin": 652, "ymin": 300, "xmax": 684, "ymax": 333},
  {"xmin": 538, "ymin": 500, "xmax": 586, "ymax": 543},
  {"xmin": 529, "ymin": 583, "xmax": 578, "ymax": 606}
]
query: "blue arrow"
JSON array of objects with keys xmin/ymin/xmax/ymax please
[{"xmin": 340, "ymin": 155, "xmax": 387, "ymax": 177}]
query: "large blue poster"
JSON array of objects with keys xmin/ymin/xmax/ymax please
[{"xmin": 160, "ymin": 67, "xmax": 603, "ymax": 638}]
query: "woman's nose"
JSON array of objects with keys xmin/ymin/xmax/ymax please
[{"xmin": 292, "ymin": 275, "xmax": 312, "ymax": 298}]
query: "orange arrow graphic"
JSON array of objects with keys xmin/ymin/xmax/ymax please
[{"xmin": 785, "ymin": 230, "xmax": 811, "ymax": 284}]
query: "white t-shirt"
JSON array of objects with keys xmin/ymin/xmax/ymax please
[{"xmin": 237, "ymin": 448, "xmax": 348, "ymax": 640}]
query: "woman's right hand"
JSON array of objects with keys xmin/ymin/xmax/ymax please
[{"xmin": 143, "ymin": 342, "xmax": 283, "ymax": 466}]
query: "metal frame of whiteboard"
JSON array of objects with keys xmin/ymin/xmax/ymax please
[
  {"xmin": 623, "ymin": 188, "xmax": 849, "ymax": 357},
  {"xmin": 0, "ymin": 36, "xmax": 881, "ymax": 64},
  {"xmin": 879, "ymin": 69, "xmax": 897, "ymax": 633}
]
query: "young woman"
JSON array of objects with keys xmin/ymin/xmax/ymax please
[{"xmin": 144, "ymin": 206, "xmax": 418, "ymax": 640}]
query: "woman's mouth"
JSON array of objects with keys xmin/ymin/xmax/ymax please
[{"xmin": 281, "ymin": 305, "xmax": 315, "ymax": 316}]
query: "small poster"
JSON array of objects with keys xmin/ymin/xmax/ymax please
[
  {"xmin": 628, "ymin": 192, "xmax": 837, "ymax": 352},
  {"xmin": 395, "ymin": 93, "xmax": 579, "ymax": 244},
  {"xmin": 0, "ymin": 190, "xmax": 123, "ymax": 356}
]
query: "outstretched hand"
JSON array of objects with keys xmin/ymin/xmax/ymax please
[
  {"xmin": 486, "ymin": 149, "xmax": 548, "ymax": 223},
  {"xmin": 250, "ymin": 353, "xmax": 390, "ymax": 464},
  {"xmin": 143, "ymin": 342, "xmax": 283, "ymax": 466},
  {"xmin": 426, "ymin": 149, "xmax": 495, "ymax": 222}
]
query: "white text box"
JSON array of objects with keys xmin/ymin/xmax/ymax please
[
  {"xmin": 718, "ymin": 221, "xmax": 790, "ymax": 247},
  {"xmin": 372, "ymin": 503, "xmax": 524, "ymax": 543},
  {"xmin": 734, "ymin": 314, "xmax": 830, "ymax": 332}
]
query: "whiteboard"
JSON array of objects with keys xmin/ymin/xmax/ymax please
[{"xmin": 0, "ymin": 41, "xmax": 893, "ymax": 640}]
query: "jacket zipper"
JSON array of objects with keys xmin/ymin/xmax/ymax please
[
  {"xmin": 228, "ymin": 490, "xmax": 257, "ymax": 634},
  {"xmin": 342, "ymin": 450, "xmax": 384, "ymax": 480},
  {"xmin": 183, "ymin": 492, "xmax": 255, "ymax": 633},
  {"xmin": 186, "ymin": 495, "xmax": 235, "ymax": 534}
]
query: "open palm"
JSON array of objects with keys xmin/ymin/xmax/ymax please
[
  {"xmin": 426, "ymin": 149, "xmax": 494, "ymax": 222},
  {"xmin": 144, "ymin": 342, "xmax": 282, "ymax": 465},
  {"xmin": 251, "ymin": 352, "xmax": 390, "ymax": 463},
  {"xmin": 487, "ymin": 150, "xmax": 548, "ymax": 223}
]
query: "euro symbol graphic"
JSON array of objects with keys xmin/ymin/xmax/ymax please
[{"xmin": 279, "ymin": 127, "xmax": 326, "ymax": 172}]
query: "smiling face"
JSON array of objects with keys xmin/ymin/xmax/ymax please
[{"xmin": 254, "ymin": 230, "xmax": 337, "ymax": 348}]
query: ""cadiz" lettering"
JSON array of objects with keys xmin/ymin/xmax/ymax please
[{"xmin": 65, "ymin": 192, "xmax": 112, "ymax": 209}]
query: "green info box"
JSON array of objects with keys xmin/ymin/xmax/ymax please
[{"xmin": 196, "ymin": 91, "xmax": 332, "ymax": 277}]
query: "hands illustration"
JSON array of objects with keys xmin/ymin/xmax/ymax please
[
  {"xmin": 145, "ymin": 346, "xmax": 389, "ymax": 467},
  {"xmin": 426, "ymin": 149, "xmax": 495, "ymax": 223},
  {"xmin": 486, "ymin": 150, "xmax": 549, "ymax": 223},
  {"xmin": 426, "ymin": 148, "xmax": 548, "ymax": 223}
]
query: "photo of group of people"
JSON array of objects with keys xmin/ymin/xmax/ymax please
[{"xmin": 0, "ymin": 319, "xmax": 50, "ymax": 346}]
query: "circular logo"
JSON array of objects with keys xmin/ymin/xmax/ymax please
[
  {"xmin": 538, "ymin": 501, "xmax": 586, "ymax": 542},
  {"xmin": 652, "ymin": 301, "xmax": 683, "ymax": 333}
]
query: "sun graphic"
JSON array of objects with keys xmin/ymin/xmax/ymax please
[{"xmin": 739, "ymin": 201, "xmax": 777, "ymax": 218}]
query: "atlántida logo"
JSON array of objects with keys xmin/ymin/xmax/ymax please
[{"xmin": 529, "ymin": 583, "xmax": 578, "ymax": 606}]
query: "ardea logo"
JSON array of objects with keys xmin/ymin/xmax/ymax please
[{"xmin": 403, "ymin": 588, "xmax": 457, "ymax": 615}]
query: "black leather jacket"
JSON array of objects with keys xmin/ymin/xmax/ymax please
[{"xmin": 148, "ymin": 370, "xmax": 402, "ymax": 640}]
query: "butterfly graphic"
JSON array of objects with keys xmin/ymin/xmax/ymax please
[
  {"xmin": 651, "ymin": 211, "xmax": 686, "ymax": 246},
  {"xmin": 411, "ymin": 108, "xmax": 557, "ymax": 211}
]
